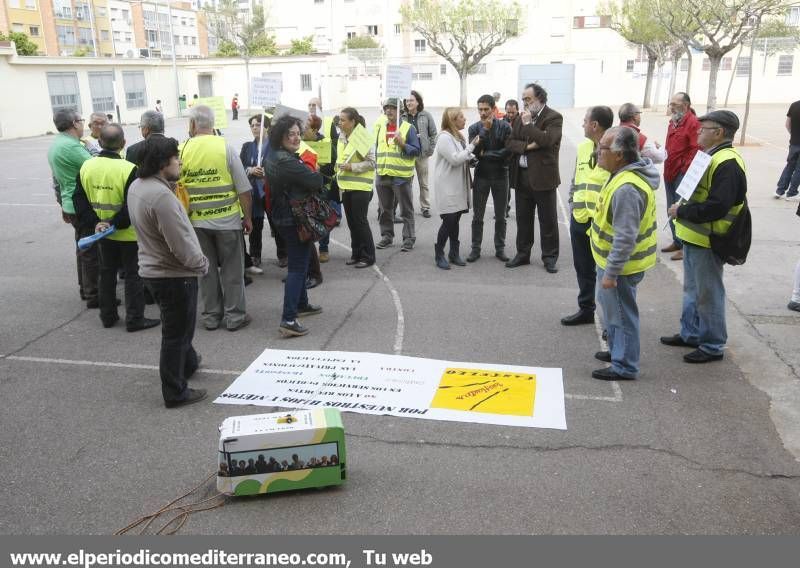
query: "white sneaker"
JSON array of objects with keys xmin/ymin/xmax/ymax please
[
  {"xmin": 786, "ymin": 193, "xmax": 800, "ymax": 201},
  {"xmin": 245, "ymin": 265, "xmax": 264, "ymax": 275},
  {"xmin": 775, "ymin": 189, "xmax": 785, "ymax": 199}
]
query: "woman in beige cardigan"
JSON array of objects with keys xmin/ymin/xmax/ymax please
[{"xmin": 432, "ymin": 108, "xmax": 479, "ymax": 270}]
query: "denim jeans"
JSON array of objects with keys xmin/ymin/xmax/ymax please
[
  {"xmin": 664, "ymin": 172, "xmax": 684, "ymax": 247},
  {"xmin": 471, "ymin": 173, "xmax": 508, "ymax": 253},
  {"xmin": 143, "ymin": 277, "xmax": 200, "ymax": 404},
  {"xmin": 776, "ymin": 145, "xmax": 800, "ymax": 196},
  {"xmin": 278, "ymin": 226, "xmax": 312, "ymax": 322},
  {"xmin": 680, "ymin": 244, "xmax": 727, "ymax": 356},
  {"xmin": 596, "ymin": 267, "xmax": 645, "ymax": 378}
]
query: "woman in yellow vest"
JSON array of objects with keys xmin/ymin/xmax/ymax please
[{"xmin": 336, "ymin": 107, "xmax": 377, "ymax": 268}]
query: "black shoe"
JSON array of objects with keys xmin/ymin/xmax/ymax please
[
  {"xmin": 345, "ymin": 258, "xmax": 360, "ymax": 266},
  {"xmin": 466, "ymin": 250, "xmax": 480, "ymax": 262},
  {"xmin": 244, "ymin": 275, "xmax": 253, "ymax": 286},
  {"xmin": 505, "ymin": 254, "xmax": 530, "ymax": 268},
  {"xmin": 788, "ymin": 301, "xmax": 800, "ymax": 312},
  {"xmin": 422, "ymin": 209, "xmax": 431, "ymax": 218},
  {"xmin": 561, "ymin": 310, "xmax": 594, "ymax": 326},
  {"xmin": 278, "ymin": 257, "xmax": 288, "ymax": 268},
  {"xmin": 227, "ymin": 314, "xmax": 252, "ymax": 331},
  {"xmin": 400, "ymin": 240, "xmax": 414, "ymax": 252},
  {"xmin": 279, "ymin": 320, "xmax": 309, "ymax": 337},
  {"xmin": 495, "ymin": 251, "xmax": 509, "ymax": 262},
  {"xmin": 660, "ymin": 333, "xmax": 698, "ymax": 348},
  {"xmin": 164, "ymin": 388, "xmax": 207, "ymax": 409},
  {"xmin": 355, "ymin": 261, "xmax": 374, "ymax": 269},
  {"xmin": 544, "ymin": 262, "xmax": 558, "ymax": 274},
  {"xmin": 683, "ymin": 349, "xmax": 724, "ymax": 363},
  {"xmin": 126, "ymin": 317, "xmax": 160, "ymax": 332},
  {"xmin": 591, "ymin": 367, "xmax": 635, "ymax": 381},
  {"xmin": 306, "ymin": 277, "xmax": 322, "ymax": 289},
  {"xmin": 87, "ymin": 298, "xmax": 121, "ymax": 309},
  {"xmin": 297, "ymin": 304, "xmax": 323, "ymax": 317},
  {"xmin": 594, "ymin": 351, "xmax": 612, "ymax": 363},
  {"xmin": 101, "ymin": 315, "xmax": 120, "ymax": 328}
]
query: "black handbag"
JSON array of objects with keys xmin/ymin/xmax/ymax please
[{"xmin": 289, "ymin": 194, "xmax": 339, "ymax": 243}]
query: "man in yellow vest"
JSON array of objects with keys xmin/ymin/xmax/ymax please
[
  {"xmin": 73, "ymin": 124, "xmax": 159, "ymax": 332},
  {"xmin": 375, "ymin": 99, "xmax": 422, "ymax": 252},
  {"xmin": 663, "ymin": 110, "xmax": 747, "ymax": 364},
  {"xmin": 590, "ymin": 127, "xmax": 660, "ymax": 381},
  {"xmin": 180, "ymin": 105, "xmax": 253, "ymax": 331},
  {"xmin": 561, "ymin": 106, "xmax": 613, "ymax": 327}
]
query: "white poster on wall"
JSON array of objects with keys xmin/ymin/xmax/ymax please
[{"xmin": 215, "ymin": 349, "xmax": 566, "ymax": 430}]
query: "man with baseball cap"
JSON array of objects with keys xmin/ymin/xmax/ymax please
[
  {"xmin": 374, "ymin": 98, "xmax": 421, "ymax": 252},
  {"xmin": 662, "ymin": 110, "xmax": 747, "ymax": 364}
]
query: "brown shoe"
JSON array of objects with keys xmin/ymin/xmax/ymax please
[
  {"xmin": 661, "ymin": 243, "xmax": 680, "ymax": 253},
  {"xmin": 670, "ymin": 250, "xmax": 684, "ymax": 261}
]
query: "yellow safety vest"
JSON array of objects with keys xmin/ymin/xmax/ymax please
[
  {"xmin": 304, "ymin": 121, "xmax": 333, "ymax": 166},
  {"xmin": 336, "ymin": 135, "xmax": 374, "ymax": 192},
  {"xmin": 675, "ymin": 147, "xmax": 746, "ymax": 249},
  {"xmin": 79, "ymin": 156, "xmax": 137, "ymax": 242},
  {"xmin": 375, "ymin": 120, "xmax": 415, "ymax": 178},
  {"xmin": 590, "ymin": 170, "xmax": 657, "ymax": 275},
  {"xmin": 179, "ymin": 136, "xmax": 239, "ymax": 224},
  {"xmin": 571, "ymin": 138, "xmax": 610, "ymax": 224}
]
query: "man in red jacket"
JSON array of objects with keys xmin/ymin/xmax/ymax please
[{"xmin": 663, "ymin": 92, "xmax": 700, "ymax": 261}]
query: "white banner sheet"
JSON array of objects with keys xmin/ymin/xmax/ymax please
[{"xmin": 215, "ymin": 350, "xmax": 566, "ymax": 430}]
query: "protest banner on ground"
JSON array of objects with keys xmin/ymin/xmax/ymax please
[
  {"xmin": 215, "ymin": 349, "xmax": 566, "ymax": 430},
  {"xmin": 195, "ymin": 96, "xmax": 228, "ymax": 129},
  {"xmin": 251, "ymin": 76, "xmax": 282, "ymax": 108}
]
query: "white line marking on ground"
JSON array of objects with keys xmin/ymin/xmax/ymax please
[
  {"xmin": 4, "ymin": 355, "xmax": 240, "ymax": 375},
  {"xmin": 331, "ymin": 237, "xmax": 404, "ymax": 355},
  {"xmin": 555, "ymin": 186, "xmax": 570, "ymax": 227}
]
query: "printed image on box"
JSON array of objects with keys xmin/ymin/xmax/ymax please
[
  {"xmin": 430, "ymin": 368, "xmax": 536, "ymax": 416},
  {"xmin": 217, "ymin": 408, "xmax": 346, "ymax": 497}
]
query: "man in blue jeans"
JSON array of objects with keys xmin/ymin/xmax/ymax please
[
  {"xmin": 589, "ymin": 127, "xmax": 660, "ymax": 381},
  {"xmin": 664, "ymin": 110, "xmax": 747, "ymax": 364},
  {"xmin": 774, "ymin": 99, "xmax": 800, "ymax": 200},
  {"xmin": 467, "ymin": 94, "xmax": 512, "ymax": 262}
]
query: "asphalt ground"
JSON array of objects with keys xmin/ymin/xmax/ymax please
[{"xmin": 1, "ymin": 104, "xmax": 800, "ymax": 534}]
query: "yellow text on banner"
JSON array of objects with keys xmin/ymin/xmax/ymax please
[{"xmin": 430, "ymin": 368, "xmax": 536, "ymax": 416}]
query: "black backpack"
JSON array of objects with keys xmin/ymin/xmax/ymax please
[{"xmin": 710, "ymin": 197, "xmax": 751, "ymax": 266}]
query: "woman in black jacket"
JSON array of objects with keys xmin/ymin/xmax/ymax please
[{"xmin": 264, "ymin": 115, "xmax": 325, "ymax": 337}]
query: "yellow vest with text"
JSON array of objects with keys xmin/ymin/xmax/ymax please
[
  {"xmin": 79, "ymin": 156, "xmax": 137, "ymax": 242},
  {"xmin": 571, "ymin": 139, "xmax": 610, "ymax": 224},
  {"xmin": 303, "ymin": 117, "xmax": 333, "ymax": 166},
  {"xmin": 179, "ymin": 136, "xmax": 239, "ymax": 224},
  {"xmin": 590, "ymin": 170, "xmax": 657, "ymax": 275},
  {"xmin": 376, "ymin": 120, "xmax": 415, "ymax": 178},
  {"xmin": 336, "ymin": 135, "xmax": 374, "ymax": 192},
  {"xmin": 675, "ymin": 147, "xmax": 746, "ymax": 249}
]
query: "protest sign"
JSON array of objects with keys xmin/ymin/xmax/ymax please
[
  {"xmin": 215, "ymin": 349, "xmax": 566, "ymax": 430},
  {"xmin": 251, "ymin": 76, "xmax": 281, "ymax": 108},
  {"xmin": 676, "ymin": 151, "xmax": 713, "ymax": 201},
  {"xmin": 344, "ymin": 123, "xmax": 372, "ymax": 159},
  {"xmin": 195, "ymin": 96, "xmax": 228, "ymax": 129},
  {"xmin": 385, "ymin": 65, "xmax": 413, "ymax": 100},
  {"xmin": 272, "ymin": 104, "xmax": 309, "ymax": 124}
]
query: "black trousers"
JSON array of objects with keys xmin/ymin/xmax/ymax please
[
  {"xmin": 436, "ymin": 211, "xmax": 463, "ymax": 251},
  {"xmin": 342, "ymin": 190, "xmax": 375, "ymax": 263},
  {"xmin": 144, "ymin": 277, "xmax": 200, "ymax": 403},
  {"xmin": 248, "ymin": 216, "xmax": 265, "ymax": 261},
  {"xmin": 72, "ymin": 221, "xmax": 98, "ymax": 301},
  {"xmin": 97, "ymin": 239, "xmax": 145, "ymax": 325},
  {"xmin": 569, "ymin": 216, "xmax": 596, "ymax": 311},
  {"xmin": 514, "ymin": 175, "xmax": 559, "ymax": 263}
]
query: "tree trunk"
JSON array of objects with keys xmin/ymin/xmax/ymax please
[
  {"xmin": 724, "ymin": 43, "xmax": 745, "ymax": 107},
  {"xmin": 684, "ymin": 46, "xmax": 693, "ymax": 93},
  {"xmin": 740, "ymin": 21, "xmax": 760, "ymax": 145},
  {"xmin": 459, "ymin": 69, "xmax": 468, "ymax": 107},
  {"xmin": 653, "ymin": 61, "xmax": 665, "ymax": 111},
  {"xmin": 666, "ymin": 57, "xmax": 678, "ymax": 116},
  {"xmin": 642, "ymin": 54, "xmax": 657, "ymax": 109},
  {"xmin": 706, "ymin": 53, "xmax": 722, "ymax": 110},
  {"xmin": 244, "ymin": 56, "xmax": 251, "ymax": 111}
]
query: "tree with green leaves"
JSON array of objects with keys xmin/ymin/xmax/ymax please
[
  {"xmin": 399, "ymin": 0, "xmax": 523, "ymax": 106},
  {"xmin": 287, "ymin": 36, "xmax": 314, "ymax": 56},
  {"xmin": 341, "ymin": 35, "xmax": 380, "ymax": 52},
  {"xmin": 0, "ymin": 31, "xmax": 39, "ymax": 56},
  {"xmin": 602, "ymin": 0, "xmax": 674, "ymax": 109},
  {"xmin": 204, "ymin": 0, "xmax": 277, "ymax": 107}
]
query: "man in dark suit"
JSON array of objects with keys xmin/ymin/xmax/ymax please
[
  {"xmin": 505, "ymin": 83, "xmax": 563, "ymax": 273},
  {"xmin": 125, "ymin": 111, "xmax": 166, "ymax": 167}
]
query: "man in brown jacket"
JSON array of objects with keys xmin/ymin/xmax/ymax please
[{"xmin": 505, "ymin": 83, "xmax": 563, "ymax": 273}]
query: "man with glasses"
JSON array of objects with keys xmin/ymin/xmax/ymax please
[
  {"xmin": 663, "ymin": 92, "xmax": 700, "ymax": 261},
  {"xmin": 48, "ymin": 109, "xmax": 98, "ymax": 307},
  {"xmin": 505, "ymin": 83, "xmax": 563, "ymax": 273},
  {"xmin": 561, "ymin": 106, "xmax": 613, "ymax": 327},
  {"xmin": 125, "ymin": 110, "xmax": 167, "ymax": 167},
  {"xmin": 82, "ymin": 112, "xmax": 109, "ymax": 156},
  {"xmin": 662, "ymin": 110, "xmax": 747, "ymax": 364},
  {"xmin": 618, "ymin": 102, "xmax": 666, "ymax": 164}
]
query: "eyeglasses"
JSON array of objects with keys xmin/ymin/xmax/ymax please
[
  {"xmin": 698, "ymin": 126, "xmax": 720, "ymax": 132},
  {"xmin": 596, "ymin": 146, "xmax": 612, "ymax": 152}
]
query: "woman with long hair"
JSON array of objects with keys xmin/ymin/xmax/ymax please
[
  {"xmin": 403, "ymin": 90, "xmax": 437, "ymax": 218},
  {"xmin": 264, "ymin": 115, "xmax": 324, "ymax": 337},
  {"xmin": 336, "ymin": 107, "xmax": 376, "ymax": 268},
  {"xmin": 432, "ymin": 108, "xmax": 479, "ymax": 270}
]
